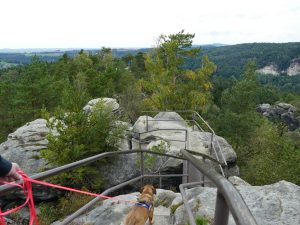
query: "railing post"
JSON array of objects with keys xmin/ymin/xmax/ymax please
[
  {"xmin": 185, "ymin": 129, "xmax": 188, "ymax": 150},
  {"xmin": 192, "ymin": 112, "xmax": 196, "ymax": 131},
  {"xmin": 146, "ymin": 115, "xmax": 148, "ymax": 132},
  {"xmin": 159, "ymin": 171, "xmax": 162, "ymax": 188},
  {"xmin": 214, "ymin": 190, "xmax": 229, "ymax": 225},
  {"xmin": 179, "ymin": 184, "xmax": 197, "ymax": 225},
  {"xmin": 210, "ymin": 133, "xmax": 214, "ymax": 155},
  {"xmin": 139, "ymin": 133, "xmax": 144, "ymax": 186},
  {"xmin": 182, "ymin": 160, "xmax": 188, "ymax": 184},
  {"xmin": 202, "ymin": 157, "xmax": 206, "ymax": 187}
]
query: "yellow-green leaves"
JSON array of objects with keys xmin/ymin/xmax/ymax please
[{"xmin": 140, "ymin": 31, "xmax": 216, "ymax": 111}]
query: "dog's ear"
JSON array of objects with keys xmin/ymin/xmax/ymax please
[
  {"xmin": 140, "ymin": 186, "xmax": 145, "ymax": 193},
  {"xmin": 152, "ymin": 185, "xmax": 156, "ymax": 195}
]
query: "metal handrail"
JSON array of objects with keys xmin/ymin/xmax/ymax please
[
  {"xmin": 180, "ymin": 149, "xmax": 258, "ymax": 225},
  {"xmin": 0, "ymin": 150, "xmax": 185, "ymax": 196},
  {"xmin": 142, "ymin": 110, "xmax": 228, "ymax": 176},
  {"xmin": 0, "ymin": 150, "xmax": 256, "ymax": 225},
  {"xmin": 179, "ymin": 182, "xmax": 203, "ymax": 225},
  {"xmin": 0, "ymin": 111, "xmax": 255, "ymax": 225}
]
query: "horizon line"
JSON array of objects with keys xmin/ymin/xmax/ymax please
[{"xmin": 1, "ymin": 42, "xmax": 300, "ymax": 53}]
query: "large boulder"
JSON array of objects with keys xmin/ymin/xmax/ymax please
[
  {"xmin": 0, "ymin": 119, "xmax": 50, "ymax": 175},
  {"xmin": 131, "ymin": 112, "xmax": 239, "ymax": 178},
  {"xmin": 83, "ymin": 98, "xmax": 119, "ymax": 114},
  {"xmin": 0, "ymin": 119, "xmax": 60, "ymax": 204},
  {"xmin": 54, "ymin": 189, "xmax": 180, "ymax": 225},
  {"xmin": 197, "ymin": 132, "xmax": 239, "ymax": 176},
  {"xmin": 172, "ymin": 180, "xmax": 300, "ymax": 225}
]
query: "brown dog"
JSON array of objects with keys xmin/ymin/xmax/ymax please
[{"xmin": 124, "ymin": 184, "xmax": 156, "ymax": 225}]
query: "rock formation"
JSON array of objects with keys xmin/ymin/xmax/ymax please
[
  {"xmin": 0, "ymin": 99, "xmax": 239, "ymax": 191},
  {"xmin": 257, "ymin": 102, "xmax": 299, "ymax": 131},
  {"xmin": 256, "ymin": 64, "xmax": 280, "ymax": 76},
  {"xmin": 57, "ymin": 180, "xmax": 300, "ymax": 225},
  {"xmin": 287, "ymin": 58, "xmax": 300, "ymax": 76},
  {"xmin": 256, "ymin": 58, "xmax": 300, "ymax": 76},
  {"xmin": 0, "ymin": 98, "xmax": 299, "ymax": 225}
]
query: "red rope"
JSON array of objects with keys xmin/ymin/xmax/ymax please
[
  {"xmin": 0, "ymin": 170, "xmax": 136, "ymax": 225},
  {"xmin": 0, "ymin": 171, "xmax": 38, "ymax": 225}
]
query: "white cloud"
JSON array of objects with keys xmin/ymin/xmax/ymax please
[{"xmin": 0, "ymin": 0, "xmax": 299, "ymax": 48}]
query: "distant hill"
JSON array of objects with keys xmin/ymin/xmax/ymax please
[
  {"xmin": 1, "ymin": 43, "xmax": 300, "ymax": 78},
  {"xmin": 197, "ymin": 42, "xmax": 300, "ymax": 77},
  {"xmin": 0, "ymin": 48, "xmax": 149, "ymax": 68}
]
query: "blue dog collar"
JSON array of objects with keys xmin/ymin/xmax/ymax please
[{"xmin": 135, "ymin": 202, "xmax": 152, "ymax": 209}]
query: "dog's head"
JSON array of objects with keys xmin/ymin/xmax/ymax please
[
  {"xmin": 138, "ymin": 184, "xmax": 156, "ymax": 203},
  {"xmin": 140, "ymin": 184, "xmax": 156, "ymax": 195}
]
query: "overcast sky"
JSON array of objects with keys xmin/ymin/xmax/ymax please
[{"xmin": 1, "ymin": 0, "xmax": 300, "ymax": 49}]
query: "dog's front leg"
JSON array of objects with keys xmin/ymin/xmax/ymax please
[{"xmin": 149, "ymin": 208, "xmax": 154, "ymax": 224}]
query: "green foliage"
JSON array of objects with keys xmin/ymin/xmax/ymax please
[
  {"xmin": 259, "ymin": 74, "xmax": 300, "ymax": 94},
  {"xmin": 41, "ymin": 102, "xmax": 126, "ymax": 189},
  {"xmin": 195, "ymin": 215, "xmax": 210, "ymax": 225},
  {"xmin": 216, "ymin": 111, "xmax": 263, "ymax": 149},
  {"xmin": 210, "ymin": 60, "xmax": 300, "ymax": 185},
  {"xmin": 136, "ymin": 141, "xmax": 170, "ymax": 173},
  {"xmin": 38, "ymin": 192, "xmax": 93, "ymax": 225},
  {"xmin": 123, "ymin": 51, "xmax": 148, "ymax": 79},
  {"xmin": 118, "ymin": 82, "xmax": 143, "ymax": 123},
  {"xmin": 37, "ymin": 203, "xmax": 59, "ymax": 225},
  {"xmin": 186, "ymin": 215, "xmax": 210, "ymax": 225},
  {"xmin": 241, "ymin": 121, "xmax": 300, "ymax": 185},
  {"xmin": 170, "ymin": 203, "xmax": 183, "ymax": 214},
  {"xmin": 216, "ymin": 61, "xmax": 265, "ymax": 147},
  {"xmin": 0, "ymin": 58, "xmax": 65, "ymax": 141},
  {"xmin": 221, "ymin": 61, "xmax": 260, "ymax": 113},
  {"xmin": 0, "ymin": 61, "xmax": 17, "ymax": 69},
  {"xmin": 0, "ymin": 48, "xmax": 134, "ymax": 141},
  {"xmin": 139, "ymin": 30, "xmax": 216, "ymax": 111},
  {"xmin": 145, "ymin": 141, "xmax": 170, "ymax": 172}
]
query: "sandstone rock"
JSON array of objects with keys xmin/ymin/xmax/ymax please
[
  {"xmin": 228, "ymin": 176, "xmax": 251, "ymax": 186},
  {"xmin": 256, "ymin": 65, "xmax": 280, "ymax": 76},
  {"xmin": 83, "ymin": 98, "xmax": 119, "ymax": 114},
  {"xmin": 57, "ymin": 189, "xmax": 179, "ymax": 225},
  {"xmin": 172, "ymin": 180, "xmax": 300, "ymax": 225},
  {"xmin": 56, "ymin": 181, "xmax": 300, "ymax": 225},
  {"xmin": 0, "ymin": 119, "xmax": 50, "ymax": 175},
  {"xmin": 287, "ymin": 58, "xmax": 300, "ymax": 76},
  {"xmin": 257, "ymin": 102, "xmax": 299, "ymax": 131}
]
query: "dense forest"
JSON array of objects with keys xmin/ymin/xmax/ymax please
[
  {"xmin": 198, "ymin": 42, "xmax": 300, "ymax": 77},
  {"xmin": 0, "ymin": 31, "xmax": 299, "ymax": 189},
  {"xmin": 2, "ymin": 42, "xmax": 300, "ymax": 93},
  {"xmin": 2, "ymin": 42, "xmax": 300, "ymax": 77}
]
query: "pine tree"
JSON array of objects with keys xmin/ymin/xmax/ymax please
[{"xmin": 138, "ymin": 30, "xmax": 216, "ymax": 111}]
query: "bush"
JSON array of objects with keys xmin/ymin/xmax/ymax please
[{"xmin": 41, "ymin": 101, "xmax": 127, "ymax": 190}]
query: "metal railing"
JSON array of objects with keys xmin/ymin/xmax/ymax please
[
  {"xmin": 0, "ymin": 111, "xmax": 257, "ymax": 225},
  {"xmin": 0, "ymin": 149, "xmax": 257, "ymax": 225},
  {"xmin": 142, "ymin": 110, "xmax": 228, "ymax": 176},
  {"xmin": 180, "ymin": 149, "xmax": 258, "ymax": 225}
]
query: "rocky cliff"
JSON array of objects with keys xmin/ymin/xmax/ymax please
[{"xmin": 256, "ymin": 58, "xmax": 300, "ymax": 76}]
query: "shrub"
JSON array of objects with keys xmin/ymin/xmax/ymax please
[{"xmin": 41, "ymin": 101, "xmax": 127, "ymax": 190}]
